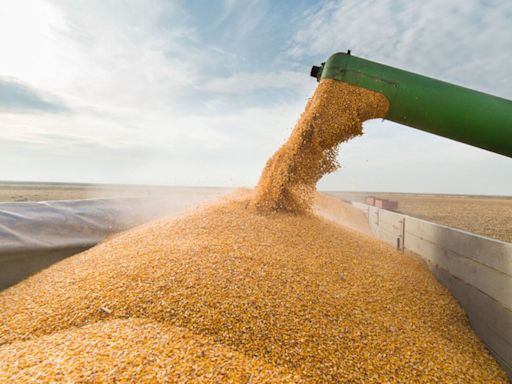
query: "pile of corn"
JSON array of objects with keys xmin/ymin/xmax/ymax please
[
  {"xmin": 0, "ymin": 318, "xmax": 299, "ymax": 383},
  {"xmin": 251, "ymin": 79, "xmax": 388, "ymax": 213},
  {"xmin": 0, "ymin": 80, "xmax": 507, "ymax": 382},
  {"xmin": 0, "ymin": 195, "xmax": 506, "ymax": 382}
]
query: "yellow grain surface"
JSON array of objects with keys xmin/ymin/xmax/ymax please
[
  {"xmin": 0, "ymin": 318, "xmax": 299, "ymax": 383},
  {"xmin": 0, "ymin": 193, "xmax": 506, "ymax": 382}
]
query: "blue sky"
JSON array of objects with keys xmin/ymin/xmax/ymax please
[{"xmin": 0, "ymin": 0, "xmax": 510, "ymax": 194}]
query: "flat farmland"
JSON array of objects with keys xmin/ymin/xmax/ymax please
[
  {"xmin": 0, "ymin": 182, "xmax": 510, "ymax": 243},
  {"xmin": 0, "ymin": 181, "xmax": 189, "ymax": 202},
  {"xmin": 329, "ymin": 192, "xmax": 512, "ymax": 243}
]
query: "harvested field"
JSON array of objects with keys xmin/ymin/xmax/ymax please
[
  {"xmin": 393, "ymin": 195, "xmax": 512, "ymax": 243},
  {"xmin": 0, "ymin": 181, "xmax": 228, "ymax": 203},
  {"xmin": 332, "ymin": 192, "xmax": 512, "ymax": 243}
]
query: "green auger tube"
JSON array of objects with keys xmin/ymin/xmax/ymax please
[{"xmin": 311, "ymin": 52, "xmax": 512, "ymax": 158}]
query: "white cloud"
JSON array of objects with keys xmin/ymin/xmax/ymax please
[
  {"xmin": 0, "ymin": 78, "xmax": 67, "ymax": 113},
  {"xmin": 319, "ymin": 119, "xmax": 512, "ymax": 195},
  {"xmin": 0, "ymin": 0, "xmax": 68, "ymax": 88},
  {"xmin": 289, "ymin": 0, "xmax": 512, "ymax": 98},
  {"xmin": 289, "ymin": 0, "xmax": 512, "ymax": 195},
  {"xmin": 0, "ymin": 0, "xmax": 509, "ymax": 194},
  {"xmin": 203, "ymin": 70, "xmax": 309, "ymax": 94}
]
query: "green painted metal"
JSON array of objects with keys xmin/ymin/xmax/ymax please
[{"xmin": 313, "ymin": 52, "xmax": 512, "ymax": 158}]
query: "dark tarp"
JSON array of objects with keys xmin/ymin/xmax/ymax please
[{"xmin": 0, "ymin": 189, "xmax": 229, "ymax": 290}]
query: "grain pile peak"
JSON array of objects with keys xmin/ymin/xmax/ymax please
[
  {"xmin": 251, "ymin": 79, "xmax": 388, "ymax": 214},
  {"xmin": 0, "ymin": 193, "xmax": 507, "ymax": 382}
]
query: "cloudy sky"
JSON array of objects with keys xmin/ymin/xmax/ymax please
[{"xmin": 0, "ymin": 0, "xmax": 511, "ymax": 194}]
